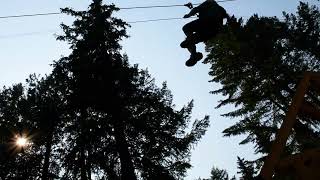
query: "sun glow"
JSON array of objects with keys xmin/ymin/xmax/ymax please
[{"xmin": 16, "ymin": 137, "xmax": 28, "ymax": 147}]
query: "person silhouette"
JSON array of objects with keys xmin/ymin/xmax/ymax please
[{"xmin": 181, "ymin": 0, "xmax": 228, "ymax": 66}]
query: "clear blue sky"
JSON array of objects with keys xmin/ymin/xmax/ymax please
[{"xmin": 0, "ymin": 0, "xmax": 318, "ymax": 179}]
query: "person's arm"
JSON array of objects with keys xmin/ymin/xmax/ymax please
[
  {"xmin": 184, "ymin": 7, "xmax": 200, "ymax": 18},
  {"xmin": 183, "ymin": 2, "xmax": 207, "ymax": 18},
  {"xmin": 185, "ymin": 7, "xmax": 199, "ymax": 18}
]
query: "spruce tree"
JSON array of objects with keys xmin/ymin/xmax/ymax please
[
  {"xmin": 52, "ymin": 0, "xmax": 210, "ymax": 179},
  {"xmin": 204, "ymin": 1, "xmax": 320, "ymax": 176},
  {"xmin": 198, "ymin": 165, "xmax": 237, "ymax": 180}
]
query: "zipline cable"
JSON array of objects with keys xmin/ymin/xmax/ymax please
[
  {"xmin": 120, "ymin": 4, "xmax": 200, "ymax": 10},
  {"xmin": 0, "ymin": 0, "xmax": 239, "ymax": 38},
  {"xmin": 129, "ymin": 17, "xmax": 195, "ymax": 24},
  {"xmin": 0, "ymin": 0, "xmax": 237, "ymax": 19},
  {"xmin": 121, "ymin": 0, "xmax": 236, "ymax": 9},
  {"xmin": 0, "ymin": 16, "xmax": 198, "ymax": 39},
  {"xmin": 0, "ymin": 16, "xmax": 196, "ymax": 39},
  {"xmin": 0, "ymin": 12, "xmax": 60, "ymax": 19},
  {"xmin": 0, "ymin": 30, "xmax": 56, "ymax": 39}
]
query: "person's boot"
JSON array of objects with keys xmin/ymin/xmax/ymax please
[
  {"xmin": 180, "ymin": 38, "xmax": 191, "ymax": 48},
  {"xmin": 180, "ymin": 35, "xmax": 196, "ymax": 49},
  {"xmin": 185, "ymin": 52, "xmax": 203, "ymax": 67}
]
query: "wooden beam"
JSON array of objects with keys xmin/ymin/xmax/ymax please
[{"xmin": 260, "ymin": 72, "xmax": 311, "ymax": 180}]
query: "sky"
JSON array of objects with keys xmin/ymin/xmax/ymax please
[{"xmin": 0, "ymin": 0, "xmax": 319, "ymax": 179}]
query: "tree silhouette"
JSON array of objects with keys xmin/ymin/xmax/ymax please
[
  {"xmin": 204, "ymin": 1, "xmax": 320, "ymax": 176},
  {"xmin": 209, "ymin": 166, "xmax": 229, "ymax": 180},
  {"xmin": 51, "ymin": 0, "xmax": 210, "ymax": 179},
  {"xmin": 54, "ymin": 1, "xmax": 210, "ymax": 179},
  {"xmin": 26, "ymin": 74, "xmax": 66, "ymax": 179},
  {"xmin": 0, "ymin": 83, "xmax": 43, "ymax": 179},
  {"xmin": 198, "ymin": 165, "xmax": 236, "ymax": 180},
  {"xmin": 236, "ymin": 157, "xmax": 255, "ymax": 180}
]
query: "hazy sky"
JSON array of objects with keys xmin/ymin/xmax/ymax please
[{"xmin": 0, "ymin": 0, "xmax": 318, "ymax": 179}]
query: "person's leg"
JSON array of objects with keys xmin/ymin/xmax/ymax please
[
  {"xmin": 182, "ymin": 19, "xmax": 202, "ymax": 37},
  {"xmin": 181, "ymin": 19, "xmax": 204, "ymax": 50},
  {"xmin": 182, "ymin": 19, "xmax": 209, "ymax": 66},
  {"xmin": 187, "ymin": 45, "xmax": 197, "ymax": 55},
  {"xmin": 184, "ymin": 33, "xmax": 204, "ymax": 66},
  {"xmin": 186, "ymin": 33, "xmax": 202, "ymax": 55}
]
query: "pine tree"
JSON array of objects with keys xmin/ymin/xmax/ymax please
[
  {"xmin": 204, "ymin": 1, "xmax": 320, "ymax": 176},
  {"xmin": 51, "ymin": 0, "xmax": 210, "ymax": 179},
  {"xmin": 0, "ymin": 73, "xmax": 67, "ymax": 179},
  {"xmin": 209, "ymin": 166, "xmax": 229, "ymax": 180},
  {"xmin": 199, "ymin": 165, "xmax": 236, "ymax": 180},
  {"xmin": 26, "ymin": 74, "xmax": 66, "ymax": 179},
  {"xmin": 236, "ymin": 157, "xmax": 255, "ymax": 180},
  {"xmin": 0, "ymin": 83, "xmax": 43, "ymax": 179},
  {"xmin": 53, "ymin": 1, "xmax": 138, "ymax": 179}
]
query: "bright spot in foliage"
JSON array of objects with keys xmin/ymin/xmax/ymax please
[{"xmin": 16, "ymin": 137, "xmax": 28, "ymax": 147}]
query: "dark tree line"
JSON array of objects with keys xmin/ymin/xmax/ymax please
[{"xmin": 0, "ymin": 0, "xmax": 209, "ymax": 179}]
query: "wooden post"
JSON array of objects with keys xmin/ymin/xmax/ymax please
[{"xmin": 260, "ymin": 72, "xmax": 311, "ymax": 180}]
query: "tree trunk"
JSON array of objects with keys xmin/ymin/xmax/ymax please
[
  {"xmin": 105, "ymin": 163, "xmax": 119, "ymax": 180},
  {"xmin": 41, "ymin": 130, "xmax": 53, "ymax": 180},
  {"xmin": 113, "ymin": 116, "xmax": 137, "ymax": 180},
  {"xmin": 87, "ymin": 149, "xmax": 92, "ymax": 180},
  {"xmin": 80, "ymin": 145, "xmax": 87, "ymax": 180},
  {"xmin": 80, "ymin": 108, "xmax": 88, "ymax": 180}
]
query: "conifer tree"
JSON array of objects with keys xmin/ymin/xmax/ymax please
[
  {"xmin": 52, "ymin": 0, "xmax": 210, "ymax": 179},
  {"xmin": 204, "ymin": 2, "xmax": 320, "ymax": 176},
  {"xmin": 198, "ymin": 165, "xmax": 236, "ymax": 180}
]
